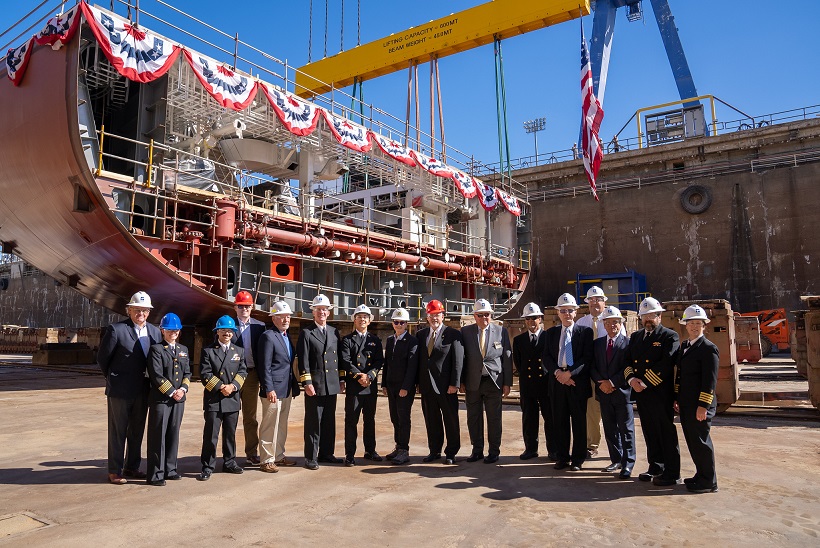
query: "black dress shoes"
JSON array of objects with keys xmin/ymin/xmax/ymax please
[
  {"xmin": 363, "ymin": 452, "xmax": 383, "ymax": 462},
  {"xmin": 554, "ymin": 461, "xmax": 569, "ymax": 470},
  {"xmin": 686, "ymin": 483, "xmax": 719, "ymax": 493},
  {"xmin": 483, "ymin": 455, "xmax": 499, "ymax": 464},
  {"xmin": 304, "ymin": 460, "xmax": 319, "ymax": 471},
  {"xmin": 318, "ymin": 455, "xmax": 343, "ymax": 464},
  {"xmin": 639, "ymin": 470, "xmax": 660, "ymax": 482},
  {"xmin": 652, "ymin": 476, "xmax": 681, "ymax": 487},
  {"xmin": 444, "ymin": 457, "xmax": 456, "ymax": 465},
  {"xmin": 546, "ymin": 453, "xmax": 559, "ymax": 462},
  {"xmin": 123, "ymin": 469, "xmax": 147, "ymax": 479},
  {"xmin": 165, "ymin": 473, "xmax": 182, "ymax": 481},
  {"xmin": 619, "ymin": 468, "xmax": 632, "ymax": 479},
  {"xmin": 569, "ymin": 464, "xmax": 582, "ymax": 471},
  {"xmin": 422, "ymin": 453, "xmax": 441, "ymax": 463},
  {"xmin": 466, "ymin": 453, "xmax": 484, "ymax": 463},
  {"xmin": 344, "ymin": 457, "xmax": 356, "ymax": 467},
  {"xmin": 684, "ymin": 476, "xmax": 697, "ymax": 486},
  {"xmin": 146, "ymin": 479, "xmax": 166, "ymax": 486},
  {"xmin": 197, "ymin": 470, "xmax": 212, "ymax": 481},
  {"xmin": 602, "ymin": 462, "xmax": 622, "ymax": 472},
  {"xmin": 222, "ymin": 463, "xmax": 244, "ymax": 474},
  {"xmin": 519, "ymin": 451, "xmax": 539, "ymax": 460}
]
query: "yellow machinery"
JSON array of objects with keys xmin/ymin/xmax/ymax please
[{"xmin": 296, "ymin": 0, "xmax": 589, "ymax": 97}]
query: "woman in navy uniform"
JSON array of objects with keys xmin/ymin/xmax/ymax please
[
  {"xmin": 381, "ymin": 308, "xmax": 419, "ymax": 465},
  {"xmin": 674, "ymin": 304, "xmax": 720, "ymax": 493},
  {"xmin": 146, "ymin": 313, "xmax": 190, "ymax": 486}
]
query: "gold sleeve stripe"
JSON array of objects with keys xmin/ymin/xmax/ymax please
[
  {"xmin": 624, "ymin": 367, "xmax": 634, "ymax": 378},
  {"xmin": 234, "ymin": 374, "xmax": 245, "ymax": 388},
  {"xmin": 182, "ymin": 378, "xmax": 190, "ymax": 386},
  {"xmin": 699, "ymin": 392, "xmax": 714, "ymax": 404},
  {"xmin": 158, "ymin": 379, "xmax": 173, "ymax": 394},
  {"xmin": 339, "ymin": 371, "xmax": 346, "ymax": 378},
  {"xmin": 299, "ymin": 373, "xmax": 312, "ymax": 382},
  {"xmin": 674, "ymin": 383, "xmax": 680, "ymax": 393},
  {"xmin": 205, "ymin": 376, "xmax": 220, "ymax": 391},
  {"xmin": 645, "ymin": 370, "xmax": 662, "ymax": 386}
]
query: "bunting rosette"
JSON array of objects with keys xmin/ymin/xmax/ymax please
[
  {"xmin": 80, "ymin": 3, "xmax": 180, "ymax": 83},
  {"xmin": 411, "ymin": 150, "xmax": 458, "ymax": 179},
  {"xmin": 474, "ymin": 179, "xmax": 499, "ymax": 211},
  {"xmin": 321, "ymin": 110, "xmax": 372, "ymax": 153},
  {"xmin": 6, "ymin": 37, "xmax": 34, "ymax": 86},
  {"xmin": 34, "ymin": 4, "xmax": 82, "ymax": 47},
  {"xmin": 496, "ymin": 188, "xmax": 521, "ymax": 216},
  {"xmin": 452, "ymin": 170, "xmax": 478, "ymax": 199},
  {"xmin": 183, "ymin": 50, "xmax": 257, "ymax": 111},
  {"xmin": 261, "ymin": 84, "xmax": 321, "ymax": 137},
  {"xmin": 371, "ymin": 133, "xmax": 417, "ymax": 167}
]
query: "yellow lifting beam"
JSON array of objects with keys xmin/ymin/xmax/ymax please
[{"xmin": 295, "ymin": 0, "xmax": 589, "ymax": 97}]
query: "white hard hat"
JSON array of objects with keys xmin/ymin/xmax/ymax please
[
  {"xmin": 310, "ymin": 293, "xmax": 333, "ymax": 309},
  {"xmin": 639, "ymin": 297, "xmax": 665, "ymax": 315},
  {"xmin": 351, "ymin": 304, "xmax": 373, "ymax": 319},
  {"xmin": 600, "ymin": 305, "xmax": 624, "ymax": 321},
  {"xmin": 521, "ymin": 302, "xmax": 543, "ymax": 318},
  {"xmin": 473, "ymin": 299, "xmax": 493, "ymax": 314},
  {"xmin": 270, "ymin": 301, "xmax": 293, "ymax": 315},
  {"xmin": 585, "ymin": 286, "xmax": 608, "ymax": 302},
  {"xmin": 680, "ymin": 304, "xmax": 710, "ymax": 324},
  {"xmin": 126, "ymin": 291, "xmax": 153, "ymax": 309},
  {"xmin": 554, "ymin": 293, "xmax": 579, "ymax": 309},
  {"xmin": 391, "ymin": 308, "xmax": 410, "ymax": 321}
]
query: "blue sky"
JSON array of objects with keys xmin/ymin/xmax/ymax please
[{"xmin": 7, "ymin": 0, "xmax": 818, "ymax": 171}]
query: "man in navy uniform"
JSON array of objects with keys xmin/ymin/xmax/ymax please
[
  {"xmin": 198, "ymin": 315, "xmax": 247, "ymax": 481},
  {"xmin": 381, "ymin": 308, "xmax": 419, "ymax": 465},
  {"xmin": 97, "ymin": 291, "xmax": 162, "ymax": 485},
  {"xmin": 146, "ymin": 312, "xmax": 191, "ymax": 486},
  {"xmin": 543, "ymin": 293, "xmax": 594, "ymax": 471},
  {"xmin": 624, "ymin": 297, "xmax": 681, "ymax": 486},
  {"xmin": 513, "ymin": 302, "xmax": 556, "ymax": 461},
  {"xmin": 297, "ymin": 293, "xmax": 344, "ymax": 470},
  {"xmin": 256, "ymin": 300, "xmax": 300, "ymax": 473},
  {"xmin": 231, "ymin": 290, "xmax": 266, "ymax": 466},
  {"xmin": 591, "ymin": 306, "xmax": 635, "ymax": 479},
  {"xmin": 340, "ymin": 304, "xmax": 384, "ymax": 466}
]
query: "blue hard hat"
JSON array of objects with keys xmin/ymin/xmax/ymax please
[
  {"xmin": 213, "ymin": 315, "xmax": 237, "ymax": 332},
  {"xmin": 160, "ymin": 313, "xmax": 182, "ymax": 330}
]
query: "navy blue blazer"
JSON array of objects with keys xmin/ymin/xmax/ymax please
[
  {"xmin": 256, "ymin": 327, "xmax": 300, "ymax": 400},
  {"xmin": 383, "ymin": 333, "xmax": 420, "ymax": 392},
  {"xmin": 542, "ymin": 323, "xmax": 594, "ymax": 399},
  {"xmin": 97, "ymin": 319, "xmax": 162, "ymax": 399},
  {"xmin": 591, "ymin": 334, "xmax": 631, "ymax": 403},
  {"xmin": 231, "ymin": 318, "xmax": 266, "ymax": 368}
]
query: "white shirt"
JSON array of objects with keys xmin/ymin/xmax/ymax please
[
  {"xmin": 134, "ymin": 323, "xmax": 150, "ymax": 357},
  {"xmin": 238, "ymin": 320, "xmax": 255, "ymax": 368},
  {"xmin": 577, "ymin": 313, "xmax": 625, "ymax": 339}
]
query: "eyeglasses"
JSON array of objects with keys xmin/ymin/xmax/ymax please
[
  {"xmin": 587, "ymin": 297, "xmax": 604, "ymax": 303},
  {"xmin": 475, "ymin": 313, "xmax": 490, "ymax": 318},
  {"xmin": 131, "ymin": 308, "xmax": 150, "ymax": 315},
  {"xmin": 235, "ymin": 304, "xmax": 252, "ymax": 309},
  {"xmin": 557, "ymin": 309, "xmax": 575, "ymax": 314},
  {"xmin": 392, "ymin": 321, "xmax": 406, "ymax": 325}
]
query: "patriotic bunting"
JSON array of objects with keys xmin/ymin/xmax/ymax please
[
  {"xmin": 371, "ymin": 134, "xmax": 417, "ymax": 167},
  {"xmin": 80, "ymin": 3, "xmax": 180, "ymax": 83},
  {"xmin": 411, "ymin": 150, "xmax": 457, "ymax": 179},
  {"xmin": 262, "ymin": 84, "xmax": 321, "ymax": 136},
  {"xmin": 474, "ymin": 179, "xmax": 499, "ymax": 211},
  {"xmin": 496, "ymin": 188, "xmax": 521, "ymax": 216},
  {"xmin": 34, "ymin": 4, "xmax": 82, "ymax": 47},
  {"xmin": 183, "ymin": 50, "xmax": 258, "ymax": 111},
  {"xmin": 451, "ymin": 171, "xmax": 478, "ymax": 199},
  {"xmin": 321, "ymin": 110, "xmax": 372, "ymax": 153},
  {"xmin": 6, "ymin": 38, "xmax": 35, "ymax": 86}
]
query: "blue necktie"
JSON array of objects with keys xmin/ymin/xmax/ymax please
[
  {"xmin": 283, "ymin": 332, "xmax": 291, "ymax": 360},
  {"xmin": 565, "ymin": 329, "xmax": 574, "ymax": 367}
]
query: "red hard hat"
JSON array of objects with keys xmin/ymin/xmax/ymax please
[
  {"xmin": 234, "ymin": 291, "xmax": 254, "ymax": 306},
  {"xmin": 426, "ymin": 300, "xmax": 445, "ymax": 314}
]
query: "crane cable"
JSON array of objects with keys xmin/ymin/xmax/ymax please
[
  {"xmin": 323, "ymin": 0, "xmax": 328, "ymax": 58},
  {"xmin": 494, "ymin": 36, "xmax": 512, "ymax": 188},
  {"xmin": 308, "ymin": 0, "xmax": 312, "ymax": 62}
]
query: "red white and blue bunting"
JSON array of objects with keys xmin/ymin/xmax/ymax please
[
  {"xmin": 81, "ymin": 3, "xmax": 180, "ymax": 83},
  {"xmin": 321, "ymin": 110, "xmax": 372, "ymax": 153},
  {"xmin": 411, "ymin": 150, "xmax": 458, "ymax": 179},
  {"xmin": 451, "ymin": 170, "xmax": 478, "ymax": 199},
  {"xmin": 5, "ymin": 37, "xmax": 34, "ymax": 86},
  {"xmin": 496, "ymin": 188, "xmax": 521, "ymax": 216},
  {"xmin": 262, "ymin": 84, "xmax": 321, "ymax": 136},
  {"xmin": 34, "ymin": 4, "xmax": 82, "ymax": 47},
  {"xmin": 475, "ymin": 179, "xmax": 500, "ymax": 211},
  {"xmin": 183, "ymin": 50, "xmax": 258, "ymax": 111},
  {"xmin": 371, "ymin": 134, "xmax": 417, "ymax": 167}
]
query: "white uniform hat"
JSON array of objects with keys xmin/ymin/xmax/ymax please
[
  {"xmin": 391, "ymin": 308, "xmax": 410, "ymax": 321},
  {"xmin": 680, "ymin": 304, "xmax": 710, "ymax": 324},
  {"xmin": 521, "ymin": 302, "xmax": 543, "ymax": 318},
  {"xmin": 639, "ymin": 297, "xmax": 665, "ymax": 315},
  {"xmin": 269, "ymin": 301, "xmax": 293, "ymax": 315},
  {"xmin": 554, "ymin": 293, "xmax": 579, "ymax": 309},
  {"xmin": 351, "ymin": 304, "xmax": 373, "ymax": 319},
  {"xmin": 473, "ymin": 299, "xmax": 493, "ymax": 314},
  {"xmin": 310, "ymin": 293, "xmax": 334, "ymax": 309},
  {"xmin": 585, "ymin": 286, "xmax": 608, "ymax": 302},
  {"xmin": 600, "ymin": 305, "xmax": 624, "ymax": 321},
  {"xmin": 126, "ymin": 291, "xmax": 153, "ymax": 309}
]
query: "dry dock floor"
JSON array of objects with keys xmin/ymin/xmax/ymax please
[{"xmin": 0, "ymin": 361, "xmax": 818, "ymax": 546}]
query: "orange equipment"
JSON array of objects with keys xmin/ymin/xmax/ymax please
[{"xmin": 738, "ymin": 309, "xmax": 790, "ymax": 357}]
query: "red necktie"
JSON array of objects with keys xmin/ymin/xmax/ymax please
[{"xmin": 606, "ymin": 339, "xmax": 614, "ymax": 362}]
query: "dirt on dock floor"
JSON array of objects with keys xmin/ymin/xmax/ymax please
[{"xmin": 0, "ymin": 365, "xmax": 818, "ymax": 546}]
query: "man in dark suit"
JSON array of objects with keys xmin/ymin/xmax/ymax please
[
  {"xmin": 543, "ymin": 293, "xmax": 594, "ymax": 471},
  {"xmin": 624, "ymin": 297, "xmax": 681, "ymax": 486},
  {"xmin": 256, "ymin": 300, "xmax": 300, "ymax": 473},
  {"xmin": 591, "ymin": 306, "xmax": 635, "ymax": 479},
  {"xmin": 146, "ymin": 313, "xmax": 191, "ymax": 486},
  {"xmin": 97, "ymin": 291, "xmax": 162, "ymax": 485},
  {"xmin": 198, "ymin": 315, "xmax": 247, "ymax": 481},
  {"xmin": 513, "ymin": 302, "xmax": 557, "ymax": 461},
  {"xmin": 340, "ymin": 304, "xmax": 385, "ymax": 466},
  {"xmin": 460, "ymin": 299, "xmax": 512, "ymax": 464},
  {"xmin": 674, "ymin": 304, "xmax": 720, "ymax": 493},
  {"xmin": 231, "ymin": 290, "xmax": 267, "ymax": 466},
  {"xmin": 416, "ymin": 299, "xmax": 463, "ymax": 465},
  {"xmin": 296, "ymin": 293, "xmax": 344, "ymax": 470},
  {"xmin": 381, "ymin": 308, "xmax": 419, "ymax": 465}
]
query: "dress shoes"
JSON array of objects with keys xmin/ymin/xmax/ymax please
[
  {"xmin": 385, "ymin": 447, "xmax": 400, "ymax": 460},
  {"xmin": 639, "ymin": 470, "xmax": 661, "ymax": 482},
  {"xmin": 466, "ymin": 453, "xmax": 484, "ymax": 463},
  {"xmin": 222, "ymin": 463, "xmax": 244, "ymax": 474},
  {"xmin": 108, "ymin": 473, "xmax": 127, "ymax": 485},
  {"xmin": 246, "ymin": 455, "xmax": 261, "ymax": 466},
  {"xmin": 146, "ymin": 479, "xmax": 166, "ymax": 486},
  {"xmin": 165, "ymin": 473, "xmax": 183, "ymax": 481},
  {"xmin": 652, "ymin": 476, "xmax": 681, "ymax": 487},
  {"xmin": 363, "ymin": 452, "xmax": 383, "ymax": 462},
  {"xmin": 260, "ymin": 462, "xmax": 279, "ymax": 473},
  {"xmin": 123, "ymin": 469, "xmax": 147, "ymax": 479},
  {"xmin": 554, "ymin": 461, "xmax": 569, "ymax": 470},
  {"xmin": 684, "ymin": 476, "xmax": 697, "ymax": 486},
  {"xmin": 519, "ymin": 451, "xmax": 539, "ymax": 460},
  {"xmin": 586, "ymin": 448, "xmax": 599, "ymax": 459},
  {"xmin": 444, "ymin": 457, "xmax": 456, "ymax": 465},
  {"xmin": 344, "ymin": 457, "xmax": 356, "ymax": 467},
  {"xmin": 619, "ymin": 468, "xmax": 632, "ymax": 480},
  {"xmin": 275, "ymin": 457, "xmax": 298, "ymax": 467},
  {"xmin": 483, "ymin": 455, "xmax": 499, "ymax": 464},
  {"xmin": 318, "ymin": 455, "xmax": 343, "ymax": 464},
  {"xmin": 686, "ymin": 483, "xmax": 719, "ymax": 494},
  {"xmin": 602, "ymin": 462, "xmax": 622, "ymax": 473},
  {"xmin": 546, "ymin": 453, "xmax": 559, "ymax": 462},
  {"xmin": 197, "ymin": 470, "xmax": 212, "ymax": 481},
  {"xmin": 304, "ymin": 460, "xmax": 319, "ymax": 471},
  {"xmin": 391, "ymin": 450, "xmax": 410, "ymax": 465},
  {"xmin": 569, "ymin": 464, "xmax": 582, "ymax": 471},
  {"xmin": 422, "ymin": 453, "xmax": 441, "ymax": 463}
]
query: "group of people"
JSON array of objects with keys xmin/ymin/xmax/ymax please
[{"xmin": 97, "ymin": 286, "xmax": 720, "ymax": 494}]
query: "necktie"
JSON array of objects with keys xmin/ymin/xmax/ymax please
[
  {"xmin": 427, "ymin": 330, "xmax": 436, "ymax": 355},
  {"xmin": 606, "ymin": 339, "xmax": 614, "ymax": 362},
  {"xmin": 480, "ymin": 328, "xmax": 486, "ymax": 358},
  {"xmin": 561, "ymin": 328, "xmax": 574, "ymax": 367},
  {"xmin": 682, "ymin": 340, "xmax": 690, "ymax": 353},
  {"xmin": 531, "ymin": 333, "xmax": 537, "ymax": 347},
  {"xmin": 283, "ymin": 332, "xmax": 291, "ymax": 359},
  {"xmin": 593, "ymin": 316, "xmax": 599, "ymax": 337}
]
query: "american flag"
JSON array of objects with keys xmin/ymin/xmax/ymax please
[{"xmin": 580, "ymin": 24, "xmax": 603, "ymax": 201}]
